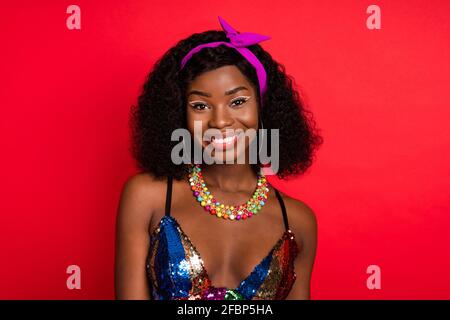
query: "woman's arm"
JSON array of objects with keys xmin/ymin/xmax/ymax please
[
  {"xmin": 284, "ymin": 198, "xmax": 318, "ymax": 300},
  {"xmin": 114, "ymin": 173, "xmax": 161, "ymax": 300}
]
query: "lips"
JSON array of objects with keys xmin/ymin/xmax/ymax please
[
  {"xmin": 211, "ymin": 135, "xmax": 236, "ymax": 144},
  {"xmin": 209, "ymin": 134, "xmax": 237, "ymax": 150},
  {"xmin": 202, "ymin": 131, "xmax": 239, "ymax": 151}
]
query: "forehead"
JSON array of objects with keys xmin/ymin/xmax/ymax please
[{"xmin": 187, "ymin": 65, "xmax": 254, "ymax": 93}]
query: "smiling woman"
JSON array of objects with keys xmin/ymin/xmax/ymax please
[
  {"xmin": 115, "ymin": 16, "xmax": 323, "ymax": 300},
  {"xmin": 186, "ymin": 66, "xmax": 260, "ymax": 163}
]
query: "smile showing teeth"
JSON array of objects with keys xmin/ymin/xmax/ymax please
[
  {"xmin": 207, "ymin": 134, "xmax": 238, "ymax": 150},
  {"xmin": 212, "ymin": 135, "xmax": 236, "ymax": 144}
]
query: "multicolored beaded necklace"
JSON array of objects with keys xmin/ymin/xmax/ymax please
[{"xmin": 188, "ymin": 164, "xmax": 270, "ymax": 221}]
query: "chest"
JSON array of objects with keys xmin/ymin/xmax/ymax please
[
  {"xmin": 147, "ymin": 214, "xmax": 298, "ymax": 300},
  {"xmin": 146, "ymin": 176, "xmax": 301, "ymax": 300}
]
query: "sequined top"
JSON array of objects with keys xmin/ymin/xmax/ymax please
[{"xmin": 146, "ymin": 176, "xmax": 299, "ymax": 300}]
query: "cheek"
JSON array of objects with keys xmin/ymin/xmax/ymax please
[
  {"xmin": 236, "ymin": 105, "xmax": 259, "ymax": 129},
  {"xmin": 186, "ymin": 110, "xmax": 209, "ymax": 140}
]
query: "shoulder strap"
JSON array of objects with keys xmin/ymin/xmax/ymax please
[
  {"xmin": 164, "ymin": 176, "xmax": 173, "ymax": 216},
  {"xmin": 274, "ymin": 188, "xmax": 289, "ymax": 231}
]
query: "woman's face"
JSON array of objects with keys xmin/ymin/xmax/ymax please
[{"xmin": 186, "ymin": 65, "xmax": 259, "ymax": 163}]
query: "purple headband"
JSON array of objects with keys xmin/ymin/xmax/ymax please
[{"xmin": 180, "ymin": 16, "xmax": 271, "ymax": 105}]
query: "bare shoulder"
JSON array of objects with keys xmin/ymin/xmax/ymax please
[
  {"xmin": 115, "ymin": 172, "xmax": 167, "ymax": 299},
  {"xmin": 276, "ymin": 191, "xmax": 318, "ymax": 246},
  {"xmin": 122, "ymin": 172, "xmax": 167, "ymax": 197},
  {"xmin": 117, "ymin": 172, "xmax": 168, "ymax": 229},
  {"xmin": 275, "ymin": 190, "xmax": 318, "ymax": 300}
]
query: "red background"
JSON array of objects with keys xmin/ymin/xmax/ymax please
[{"xmin": 1, "ymin": 0, "xmax": 449, "ymax": 299}]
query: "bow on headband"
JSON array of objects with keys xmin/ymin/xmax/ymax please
[
  {"xmin": 180, "ymin": 16, "xmax": 271, "ymax": 106},
  {"xmin": 218, "ymin": 16, "xmax": 271, "ymax": 47}
]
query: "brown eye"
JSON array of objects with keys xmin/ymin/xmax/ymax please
[
  {"xmin": 190, "ymin": 103, "xmax": 208, "ymax": 110},
  {"xmin": 231, "ymin": 97, "xmax": 249, "ymax": 107}
]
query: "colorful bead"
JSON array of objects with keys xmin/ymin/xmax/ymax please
[{"xmin": 188, "ymin": 164, "xmax": 270, "ymax": 222}]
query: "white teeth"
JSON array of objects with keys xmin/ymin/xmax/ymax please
[{"xmin": 212, "ymin": 135, "xmax": 235, "ymax": 144}]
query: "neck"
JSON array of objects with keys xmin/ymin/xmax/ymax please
[{"xmin": 199, "ymin": 163, "xmax": 259, "ymax": 193}]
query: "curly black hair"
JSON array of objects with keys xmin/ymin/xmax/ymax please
[{"xmin": 129, "ymin": 29, "xmax": 323, "ymax": 181}]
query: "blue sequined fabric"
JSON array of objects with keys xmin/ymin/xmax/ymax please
[{"xmin": 146, "ymin": 215, "xmax": 299, "ymax": 300}]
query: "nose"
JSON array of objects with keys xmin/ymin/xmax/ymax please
[{"xmin": 208, "ymin": 104, "xmax": 234, "ymax": 129}]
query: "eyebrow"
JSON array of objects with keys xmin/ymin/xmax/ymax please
[{"xmin": 188, "ymin": 86, "xmax": 249, "ymax": 98}]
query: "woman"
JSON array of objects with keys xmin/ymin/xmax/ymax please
[{"xmin": 115, "ymin": 16, "xmax": 322, "ymax": 300}]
